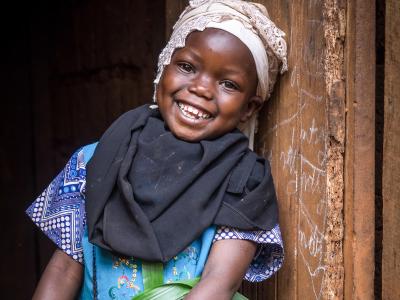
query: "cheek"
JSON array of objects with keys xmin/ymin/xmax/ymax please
[
  {"xmin": 218, "ymin": 96, "xmax": 249, "ymax": 116},
  {"xmin": 156, "ymin": 72, "xmax": 175, "ymax": 103},
  {"xmin": 161, "ymin": 67, "xmax": 187, "ymax": 89}
]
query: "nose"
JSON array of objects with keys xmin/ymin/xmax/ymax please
[{"xmin": 187, "ymin": 74, "xmax": 213, "ymax": 100}]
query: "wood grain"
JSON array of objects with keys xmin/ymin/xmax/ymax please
[
  {"xmin": 382, "ymin": 0, "xmax": 400, "ymax": 299},
  {"xmin": 344, "ymin": 0, "xmax": 376, "ymax": 299}
]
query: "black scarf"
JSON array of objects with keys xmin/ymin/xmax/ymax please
[{"xmin": 86, "ymin": 104, "xmax": 278, "ymax": 262}]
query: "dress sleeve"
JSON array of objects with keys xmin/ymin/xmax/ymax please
[
  {"xmin": 213, "ymin": 224, "xmax": 284, "ymax": 282},
  {"xmin": 26, "ymin": 148, "xmax": 87, "ymax": 263}
]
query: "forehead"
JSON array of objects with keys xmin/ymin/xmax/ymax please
[{"xmin": 181, "ymin": 28, "xmax": 256, "ymax": 73}]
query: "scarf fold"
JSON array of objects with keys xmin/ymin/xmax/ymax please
[{"xmin": 86, "ymin": 104, "xmax": 278, "ymax": 262}]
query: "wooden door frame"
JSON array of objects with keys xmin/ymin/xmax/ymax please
[{"xmin": 344, "ymin": 0, "xmax": 376, "ymax": 299}]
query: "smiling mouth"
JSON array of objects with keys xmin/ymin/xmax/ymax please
[{"xmin": 177, "ymin": 102, "xmax": 212, "ymax": 120}]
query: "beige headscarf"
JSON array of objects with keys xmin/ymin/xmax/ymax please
[{"xmin": 154, "ymin": 0, "xmax": 288, "ymax": 149}]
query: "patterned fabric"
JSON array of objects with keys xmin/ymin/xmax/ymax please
[
  {"xmin": 26, "ymin": 146, "xmax": 284, "ymax": 282},
  {"xmin": 26, "ymin": 148, "xmax": 86, "ymax": 263},
  {"xmin": 214, "ymin": 225, "xmax": 284, "ymax": 281}
]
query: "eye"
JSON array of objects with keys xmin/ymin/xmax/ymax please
[
  {"xmin": 177, "ymin": 62, "xmax": 195, "ymax": 74},
  {"xmin": 220, "ymin": 80, "xmax": 239, "ymax": 91}
]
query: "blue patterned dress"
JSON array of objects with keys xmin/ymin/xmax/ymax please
[{"xmin": 26, "ymin": 144, "xmax": 283, "ymax": 299}]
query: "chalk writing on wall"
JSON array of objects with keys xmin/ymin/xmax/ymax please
[{"xmin": 263, "ymin": 63, "xmax": 327, "ymax": 299}]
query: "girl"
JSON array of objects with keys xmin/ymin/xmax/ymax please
[{"xmin": 27, "ymin": 0, "xmax": 287, "ymax": 299}]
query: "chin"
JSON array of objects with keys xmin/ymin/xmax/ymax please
[{"xmin": 171, "ymin": 129, "xmax": 203, "ymax": 142}]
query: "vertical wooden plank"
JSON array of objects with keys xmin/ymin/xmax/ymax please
[
  {"xmin": 344, "ymin": 0, "xmax": 376, "ymax": 299},
  {"xmin": 257, "ymin": 2, "xmax": 298, "ymax": 298},
  {"xmin": 258, "ymin": 1, "xmax": 336, "ymax": 299},
  {"xmin": 382, "ymin": 0, "xmax": 400, "ymax": 299}
]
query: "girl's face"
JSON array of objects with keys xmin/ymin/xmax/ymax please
[{"xmin": 156, "ymin": 28, "xmax": 262, "ymax": 142}]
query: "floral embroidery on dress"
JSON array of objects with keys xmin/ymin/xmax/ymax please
[
  {"xmin": 165, "ymin": 246, "xmax": 199, "ymax": 283},
  {"xmin": 108, "ymin": 256, "xmax": 141, "ymax": 299}
]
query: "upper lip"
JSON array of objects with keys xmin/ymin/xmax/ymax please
[{"xmin": 175, "ymin": 99, "xmax": 215, "ymax": 117}]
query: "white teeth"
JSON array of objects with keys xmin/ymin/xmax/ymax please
[
  {"xmin": 177, "ymin": 102, "xmax": 211, "ymax": 120},
  {"xmin": 183, "ymin": 110, "xmax": 194, "ymax": 119}
]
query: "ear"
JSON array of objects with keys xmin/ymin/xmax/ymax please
[{"xmin": 240, "ymin": 95, "xmax": 263, "ymax": 123}]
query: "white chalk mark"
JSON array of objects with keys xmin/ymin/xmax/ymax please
[
  {"xmin": 267, "ymin": 103, "xmax": 307, "ymax": 135},
  {"xmin": 300, "ymin": 154, "xmax": 326, "ymax": 174},
  {"xmin": 291, "ymin": 64, "xmax": 300, "ymax": 88},
  {"xmin": 300, "ymin": 88, "xmax": 323, "ymax": 103},
  {"xmin": 298, "ymin": 200, "xmax": 326, "ymax": 300}
]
